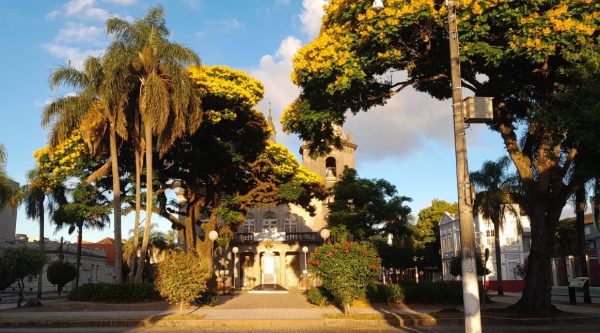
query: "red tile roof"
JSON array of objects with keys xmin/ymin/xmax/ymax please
[{"xmin": 81, "ymin": 237, "xmax": 116, "ymax": 266}]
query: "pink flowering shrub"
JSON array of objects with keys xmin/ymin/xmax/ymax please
[{"xmin": 309, "ymin": 241, "xmax": 381, "ymax": 313}]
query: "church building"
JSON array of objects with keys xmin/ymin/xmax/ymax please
[{"xmin": 224, "ymin": 114, "xmax": 357, "ymax": 291}]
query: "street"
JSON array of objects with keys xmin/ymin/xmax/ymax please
[{"xmin": 1, "ymin": 326, "xmax": 600, "ymax": 333}]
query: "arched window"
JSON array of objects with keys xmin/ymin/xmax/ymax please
[
  {"xmin": 242, "ymin": 213, "xmax": 256, "ymax": 233},
  {"xmin": 325, "ymin": 157, "xmax": 337, "ymax": 177},
  {"xmin": 262, "ymin": 211, "xmax": 278, "ymax": 232},
  {"xmin": 284, "ymin": 213, "xmax": 297, "ymax": 233}
]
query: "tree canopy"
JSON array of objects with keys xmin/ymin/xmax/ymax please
[
  {"xmin": 327, "ymin": 168, "xmax": 412, "ymax": 241},
  {"xmin": 283, "ymin": 0, "xmax": 600, "ymax": 314},
  {"xmin": 413, "ymin": 199, "xmax": 457, "ymax": 268}
]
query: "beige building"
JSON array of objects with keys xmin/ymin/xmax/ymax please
[{"xmin": 222, "ymin": 125, "xmax": 357, "ymax": 291}]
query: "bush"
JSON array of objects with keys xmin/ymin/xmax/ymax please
[
  {"xmin": 155, "ymin": 250, "xmax": 211, "ymax": 314},
  {"xmin": 47, "ymin": 261, "xmax": 77, "ymax": 296},
  {"xmin": 309, "ymin": 241, "xmax": 381, "ymax": 313},
  {"xmin": 365, "ymin": 283, "xmax": 404, "ymax": 303},
  {"xmin": 306, "ymin": 287, "xmax": 333, "ymax": 306},
  {"xmin": 69, "ymin": 283, "xmax": 160, "ymax": 302},
  {"xmin": 400, "ymin": 281, "xmax": 463, "ymax": 304},
  {"xmin": 195, "ymin": 290, "xmax": 218, "ymax": 307}
]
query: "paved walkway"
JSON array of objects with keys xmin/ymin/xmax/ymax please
[{"xmin": 1, "ymin": 289, "xmax": 600, "ymax": 322}]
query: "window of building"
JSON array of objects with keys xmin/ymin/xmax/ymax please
[
  {"xmin": 486, "ymin": 230, "xmax": 495, "ymax": 237},
  {"xmin": 242, "ymin": 213, "xmax": 256, "ymax": 233},
  {"xmin": 506, "ymin": 236, "xmax": 517, "ymax": 245},
  {"xmin": 325, "ymin": 157, "xmax": 337, "ymax": 177},
  {"xmin": 585, "ymin": 226, "xmax": 591, "ymax": 235},
  {"xmin": 262, "ymin": 211, "xmax": 278, "ymax": 232},
  {"xmin": 284, "ymin": 213, "xmax": 297, "ymax": 233}
]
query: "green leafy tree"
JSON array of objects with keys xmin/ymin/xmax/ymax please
[
  {"xmin": 46, "ymin": 261, "xmax": 77, "ymax": 296},
  {"xmin": 470, "ymin": 156, "xmax": 520, "ymax": 295},
  {"xmin": 282, "ymin": 0, "xmax": 600, "ymax": 314},
  {"xmin": 0, "ymin": 247, "xmax": 47, "ymax": 307},
  {"xmin": 155, "ymin": 250, "xmax": 211, "ymax": 314},
  {"xmin": 52, "ymin": 184, "xmax": 110, "ymax": 287},
  {"xmin": 309, "ymin": 241, "xmax": 381, "ymax": 314},
  {"xmin": 0, "ymin": 144, "xmax": 16, "ymax": 208},
  {"xmin": 327, "ymin": 168, "xmax": 412, "ymax": 241},
  {"xmin": 554, "ymin": 218, "xmax": 578, "ymax": 257},
  {"xmin": 413, "ymin": 199, "xmax": 458, "ymax": 269}
]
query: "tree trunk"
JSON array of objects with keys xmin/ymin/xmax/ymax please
[
  {"xmin": 514, "ymin": 200, "xmax": 563, "ymax": 315},
  {"xmin": 109, "ymin": 125, "xmax": 123, "ymax": 284},
  {"xmin": 493, "ymin": 217, "xmax": 504, "ymax": 296},
  {"xmin": 575, "ymin": 186, "xmax": 588, "ymax": 276},
  {"xmin": 37, "ymin": 199, "xmax": 44, "ymax": 299},
  {"xmin": 17, "ymin": 279, "xmax": 24, "ymax": 308},
  {"xmin": 76, "ymin": 224, "xmax": 82, "ymax": 288},
  {"xmin": 129, "ymin": 147, "xmax": 143, "ymax": 283},
  {"xmin": 135, "ymin": 122, "xmax": 153, "ymax": 283}
]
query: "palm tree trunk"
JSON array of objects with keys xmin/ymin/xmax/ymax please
[
  {"xmin": 135, "ymin": 122, "xmax": 153, "ymax": 283},
  {"xmin": 575, "ymin": 186, "xmax": 588, "ymax": 276},
  {"xmin": 37, "ymin": 198, "xmax": 44, "ymax": 299},
  {"xmin": 128, "ymin": 147, "xmax": 143, "ymax": 283},
  {"xmin": 109, "ymin": 125, "xmax": 123, "ymax": 284},
  {"xmin": 493, "ymin": 218, "xmax": 504, "ymax": 296},
  {"xmin": 76, "ymin": 224, "xmax": 83, "ymax": 288}
]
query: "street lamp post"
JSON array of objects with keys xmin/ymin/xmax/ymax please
[
  {"xmin": 302, "ymin": 246, "xmax": 309, "ymax": 290},
  {"xmin": 372, "ymin": 1, "xmax": 481, "ymax": 332},
  {"xmin": 319, "ymin": 228, "xmax": 330, "ymax": 243},
  {"xmin": 232, "ymin": 246, "xmax": 239, "ymax": 289}
]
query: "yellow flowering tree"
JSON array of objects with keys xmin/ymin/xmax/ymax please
[{"xmin": 283, "ymin": 0, "xmax": 600, "ymax": 315}]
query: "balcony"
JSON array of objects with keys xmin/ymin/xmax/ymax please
[
  {"xmin": 231, "ymin": 232, "xmax": 320, "ymax": 244},
  {"xmin": 233, "ymin": 233, "xmax": 254, "ymax": 243},
  {"xmin": 285, "ymin": 232, "xmax": 319, "ymax": 242}
]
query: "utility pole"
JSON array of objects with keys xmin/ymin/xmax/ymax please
[{"xmin": 446, "ymin": 1, "xmax": 482, "ymax": 332}]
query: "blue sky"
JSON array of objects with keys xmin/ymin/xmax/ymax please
[{"xmin": 0, "ymin": 0, "xmax": 541, "ymax": 243}]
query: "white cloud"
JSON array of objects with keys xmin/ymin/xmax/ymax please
[
  {"xmin": 45, "ymin": 10, "xmax": 61, "ymax": 20},
  {"xmin": 299, "ymin": 0, "xmax": 326, "ymax": 39},
  {"xmin": 46, "ymin": 0, "xmax": 116, "ymax": 21},
  {"xmin": 102, "ymin": 0, "xmax": 136, "ymax": 5},
  {"xmin": 43, "ymin": 43, "xmax": 103, "ymax": 68},
  {"xmin": 205, "ymin": 18, "xmax": 244, "ymax": 32},
  {"xmin": 55, "ymin": 22, "xmax": 103, "ymax": 44}
]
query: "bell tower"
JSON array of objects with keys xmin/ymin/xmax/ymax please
[{"xmin": 300, "ymin": 126, "xmax": 357, "ymax": 188}]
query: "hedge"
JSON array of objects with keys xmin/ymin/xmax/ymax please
[{"xmin": 68, "ymin": 283, "xmax": 161, "ymax": 302}]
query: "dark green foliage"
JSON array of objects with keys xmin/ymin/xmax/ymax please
[
  {"xmin": 306, "ymin": 287, "xmax": 333, "ymax": 306},
  {"xmin": 0, "ymin": 247, "xmax": 47, "ymax": 307},
  {"xmin": 370, "ymin": 237, "xmax": 415, "ymax": 269},
  {"xmin": 365, "ymin": 283, "xmax": 404, "ymax": 303},
  {"xmin": 449, "ymin": 255, "xmax": 491, "ymax": 277},
  {"xmin": 413, "ymin": 200, "xmax": 458, "ymax": 269},
  {"xmin": 46, "ymin": 261, "xmax": 77, "ymax": 296},
  {"xmin": 68, "ymin": 283, "xmax": 161, "ymax": 302},
  {"xmin": 195, "ymin": 290, "xmax": 218, "ymax": 307},
  {"xmin": 328, "ymin": 168, "xmax": 412, "ymax": 241},
  {"xmin": 554, "ymin": 218, "xmax": 578, "ymax": 257},
  {"xmin": 400, "ymin": 282, "xmax": 464, "ymax": 304}
]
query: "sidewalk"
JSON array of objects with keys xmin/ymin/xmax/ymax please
[{"xmin": 0, "ymin": 290, "xmax": 599, "ymax": 329}]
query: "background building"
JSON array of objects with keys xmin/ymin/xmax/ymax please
[{"xmin": 439, "ymin": 206, "xmax": 531, "ymax": 292}]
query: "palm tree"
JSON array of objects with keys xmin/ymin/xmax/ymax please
[
  {"xmin": 470, "ymin": 156, "xmax": 520, "ymax": 296},
  {"xmin": 106, "ymin": 6, "xmax": 202, "ymax": 282},
  {"xmin": 43, "ymin": 54, "xmax": 130, "ymax": 283},
  {"xmin": 52, "ymin": 184, "xmax": 110, "ymax": 287}
]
